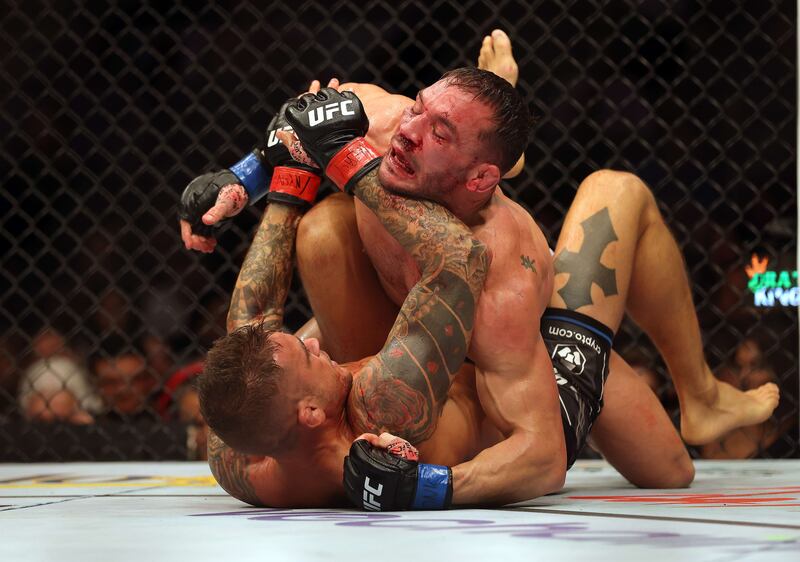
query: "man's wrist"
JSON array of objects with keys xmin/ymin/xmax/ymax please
[
  {"xmin": 264, "ymin": 198, "xmax": 305, "ymax": 222},
  {"xmin": 325, "ymin": 138, "xmax": 382, "ymax": 193},
  {"xmin": 229, "ymin": 151, "xmax": 271, "ymax": 203},
  {"xmin": 266, "ymin": 166, "xmax": 321, "ymax": 208},
  {"xmin": 411, "ymin": 464, "xmax": 453, "ymax": 510}
]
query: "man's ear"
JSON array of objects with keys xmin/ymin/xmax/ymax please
[
  {"xmin": 465, "ymin": 163, "xmax": 500, "ymax": 194},
  {"xmin": 297, "ymin": 398, "xmax": 327, "ymax": 429}
]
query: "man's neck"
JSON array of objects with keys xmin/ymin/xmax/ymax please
[
  {"xmin": 278, "ymin": 422, "xmax": 352, "ymax": 485},
  {"xmin": 447, "ymin": 188, "xmax": 495, "ymax": 226},
  {"xmin": 265, "ymin": 426, "xmax": 352, "ymax": 506}
]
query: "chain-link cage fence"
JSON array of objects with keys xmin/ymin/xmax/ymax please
[{"xmin": 1, "ymin": 0, "xmax": 797, "ymax": 461}]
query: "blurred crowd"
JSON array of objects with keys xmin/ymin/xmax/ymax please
[{"xmin": 0, "ymin": 288, "xmax": 232, "ymax": 461}]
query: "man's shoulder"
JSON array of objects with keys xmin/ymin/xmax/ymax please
[
  {"xmin": 472, "ymin": 192, "xmax": 553, "ymax": 318},
  {"xmin": 479, "ymin": 192, "xmax": 551, "ymax": 264},
  {"xmin": 247, "ymin": 456, "xmax": 342, "ymax": 508}
]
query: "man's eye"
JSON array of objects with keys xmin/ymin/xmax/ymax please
[{"xmin": 433, "ymin": 128, "xmax": 445, "ymax": 140}]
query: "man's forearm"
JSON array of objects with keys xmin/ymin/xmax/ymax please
[
  {"xmin": 350, "ymin": 241, "xmax": 488, "ymax": 443},
  {"xmin": 450, "ymin": 430, "xmax": 565, "ymax": 506},
  {"xmin": 347, "ymin": 169, "xmax": 489, "ymax": 443},
  {"xmin": 352, "ymin": 169, "xmax": 487, "ymax": 295},
  {"xmin": 227, "ymin": 203, "xmax": 304, "ymax": 331}
]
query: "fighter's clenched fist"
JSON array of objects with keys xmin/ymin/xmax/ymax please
[
  {"xmin": 343, "ymin": 432, "xmax": 453, "ymax": 511},
  {"xmin": 178, "ymin": 101, "xmax": 323, "ymax": 251},
  {"xmin": 179, "ymin": 170, "xmax": 248, "ymax": 242},
  {"xmin": 284, "ymin": 88, "xmax": 381, "ymax": 194},
  {"xmin": 262, "ymin": 101, "xmax": 321, "ymax": 208}
]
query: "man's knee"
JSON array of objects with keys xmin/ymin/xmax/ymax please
[
  {"xmin": 578, "ymin": 169, "xmax": 657, "ymax": 213},
  {"xmin": 649, "ymin": 452, "xmax": 695, "ymax": 489},
  {"xmin": 664, "ymin": 454, "xmax": 695, "ymax": 488},
  {"xmin": 678, "ymin": 456, "xmax": 696, "ymax": 487},
  {"xmin": 297, "ymin": 193, "xmax": 358, "ymax": 265}
]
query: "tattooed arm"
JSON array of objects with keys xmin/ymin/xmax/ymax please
[
  {"xmin": 207, "ymin": 431, "xmax": 263, "ymax": 506},
  {"xmin": 347, "ymin": 169, "xmax": 490, "ymax": 443},
  {"xmin": 209, "ymin": 202, "xmax": 304, "ymax": 506},
  {"xmin": 226, "ymin": 203, "xmax": 302, "ymax": 331}
]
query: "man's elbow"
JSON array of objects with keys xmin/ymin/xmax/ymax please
[
  {"xmin": 532, "ymin": 444, "xmax": 567, "ymax": 496},
  {"xmin": 509, "ymin": 438, "xmax": 567, "ymax": 503}
]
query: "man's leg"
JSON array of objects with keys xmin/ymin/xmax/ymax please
[
  {"xmin": 477, "ymin": 29, "xmax": 518, "ymax": 87},
  {"xmin": 551, "ymin": 169, "xmax": 779, "ymax": 444},
  {"xmin": 589, "ymin": 352, "xmax": 694, "ymax": 488},
  {"xmin": 296, "ymin": 193, "xmax": 399, "ymax": 362},
  {"xmin": 477, "ymin": 30, "xmax": 526, "ymax": 179}
]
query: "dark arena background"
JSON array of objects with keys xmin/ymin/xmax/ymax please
[{"xmin": 1, "ymin": 0, "xmax": 797, "ymax": 463}]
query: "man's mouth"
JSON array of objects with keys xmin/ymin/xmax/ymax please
[{"xmin": 387, "ymin": 146, "xmax": 415, "ymax": 177}]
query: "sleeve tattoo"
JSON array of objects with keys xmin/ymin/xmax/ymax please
[
  {"xmin": 207, "ymin": 430, "xmax": 263, "ymax": 506},
  {"xmin": 226, "ymin": 204, "xmax": 303, "ymax": 332},
  {"xmin": 213, "ymin": 203, "xmax": 302, "ymax": 501},
  {"xmin": 349, "ymin": 169, "xmax": 490, "ymax": 443}
]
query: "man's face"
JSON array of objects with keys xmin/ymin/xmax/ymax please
[
  {"xmin": 96, "ymin": 354, "xmax": 157, "ymax": 415},
  {"xmin": 379, "ymin": 79, "xmax": 495, "ymax": 202},
  {"xmin": 270, "ymin": 332, "xmax": 352, "ymax": 414}
]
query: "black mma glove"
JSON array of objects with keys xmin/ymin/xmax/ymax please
[
  {"xmin": 178, "ymin": 169, "xmax": 243, "ymax": 237},
  {"xmin": 343, "ymin": 439, "xmax": 453, "ymax": 511},
  {"xmin": 284, "ymin": 88, "xmax": 381, "ymax": 194},
  {"xmin": 264, "ymin": 101, "xmax": 321, "ymax": 208},
  {"xmin": 178, "ymin": 101, "xmax": 319, "ymax": 235}
]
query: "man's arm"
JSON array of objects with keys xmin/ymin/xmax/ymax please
[
  {"xmin": 207, "ymin": 202, "xmax": 305, "ymax": 506},
  {"xmin": 206, "ymin": 131, "xmax": 321, "ymax": 504},
  {"xmin": 347, "ymin": 169, "xmax": 489, "ymax": 443},
  {"xmin": 226, "ymin": 203, "xmax": 301, "ymax": 332},
  {"xmin": 345, "ymin": 274, "xmax": 567, "ymax": 510},
  {"xmin": 448, "ymin": 282, "xmax": 566, "ymax": 505}
]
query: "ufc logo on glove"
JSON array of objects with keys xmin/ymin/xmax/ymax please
[
  {"xmin": 267, "ymin": 125, "xmax": 293, "ymax": 147},
  {"xmin": 308, "ymin": 100, "xmax": 355, "ymax": 126},
  {"xmin": 362, "ymin": 477, "xmax": 383, "ymax": 511}
]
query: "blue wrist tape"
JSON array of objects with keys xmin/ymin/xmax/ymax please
[
  {"xmin": 412, "ymin": 464, "xmax": 451, "ymax": 509},
  {"xmin": 229, "ymin": 152, "xmax": 270, "ymax": 203}
]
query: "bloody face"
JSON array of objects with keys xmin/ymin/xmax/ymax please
[{"xmin": 378, "ymin": 79, "xmax": 495, "ymax": 205}]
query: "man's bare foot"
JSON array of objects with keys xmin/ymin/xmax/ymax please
[
  {"xmin": 680, "ymin": 374, "xmax": 780, "ymax": 445},
  {"xmin": 477, "ymin": 29, "xmax": 519, "ymax": 87}
]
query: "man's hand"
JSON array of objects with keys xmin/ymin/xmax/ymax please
[
  {"xmin": 264, "ymin": 102, "xmax": 321, "ymax": 208},
  {"xmin": 343, "ymin": 432, "xmax": 453, "ymax": 511},
  {"xmin": 284, "ymin": 88, "xmax": 381, "ymax": 193},
  {"xmin": 180, "ymin": 80, "xmax": 340, "ymax": 252},
  {"xmin": 179, "ymin": 174, "xmax": 248, "ymax": 253}
]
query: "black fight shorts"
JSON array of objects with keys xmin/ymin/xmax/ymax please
[{"xmin": 540, "ymin": 308, "xmax": 613, "ymax": 468}]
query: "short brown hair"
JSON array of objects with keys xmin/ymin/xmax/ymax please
[
  {"xmin": 441, "ymin": 67, "xmax": 534, "ymax": 174},
  {"xmin": 198, "ymin": 321, "xmax": 293, "ymax": 455}
]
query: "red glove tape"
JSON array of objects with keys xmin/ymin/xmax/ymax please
[
  {"xmin": 269, "ymin": 166, "xmax": 321, "ymax": 206},
  {"xmin": 325, "ymin": 138, "xmax": 381, "ymax": 192}
]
